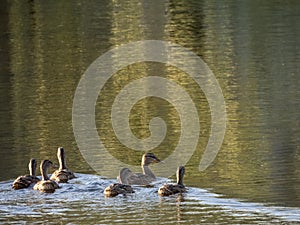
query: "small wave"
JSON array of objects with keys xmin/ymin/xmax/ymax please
[{"xmin": 1, "ymin": 173, "xmax": 299, "ymax": 224}]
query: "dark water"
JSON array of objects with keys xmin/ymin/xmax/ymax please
[{"xmin": 0, "ymin": 0, "xmax": 300, "ymax": 224}]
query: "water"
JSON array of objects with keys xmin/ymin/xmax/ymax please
[
  {"xmin": 1, "ymin": 174, "xmax": 300, "ymax": 224},
  {"xmin": 0, "ymin": 0, "xmax": 300, "ymax": 223}
]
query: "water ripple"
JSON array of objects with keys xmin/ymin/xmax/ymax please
[{"xmin": 0, "ymin": 174, "xmax": 299, "ymax": 224}]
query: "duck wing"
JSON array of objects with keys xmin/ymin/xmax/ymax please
[
  {"xmin": 13, "ymin": 175, "xmax": 31, "ymax": 190},
  {"xmin": 118, "ymin": 168, "xmax": 154, "ymax": 185},
  {"xmin": 104, "ymin": 183, "xmax": 134, "ymax": 197},
  {"xmin": 33, "ymin": 180, "xmax": 59, "ymax": 193},
  {"xmin": 158, "ymin": 184, "xmax": 186, "ymax": 196},
  {"xmin": 50, "ymin": 170, "xmax": 69, "ymax": 183},
  {"xmin": 12, "ymin": 174, "xmax": 40, "ymax": 190}
]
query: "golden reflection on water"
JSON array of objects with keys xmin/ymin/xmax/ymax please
[{"xmin": 6, "ymin": 0, "xmax": 90, "ymax": 176}]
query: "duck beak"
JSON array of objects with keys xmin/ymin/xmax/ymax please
[{"xmin": 154, "ymin": 157, "xmax": 161, "ymax": 163}]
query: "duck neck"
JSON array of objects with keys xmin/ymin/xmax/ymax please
[
  {"xmin": 177, "ymin": 172, "xmax": 183, "ymax": 185},
  {"xmin": 58, "ymin": 152, "xmax": 67, "ymax": 170},
  {"xmin": 41, "ymin": 165, "xmax": 49, "ymax": 180},
  {"xmin": 29, "ymin": 161, "xmax": 36, "ymax": 177},
  {"xmin": 142, "ymin": 164, "xmax": 155, "ymax": 178}
]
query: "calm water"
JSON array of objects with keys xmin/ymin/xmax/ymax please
[{"xmin": 0, "ymin": 0, "xmax": 300, "ymax": 224}]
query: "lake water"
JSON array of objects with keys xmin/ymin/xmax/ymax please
[
  {"xmin": 1, "ymin": 174, "xmax": 300, "ymax": 224},
  {"xmin": 0, "ymin": 0, "xmax": 300, "ymax": 224}
]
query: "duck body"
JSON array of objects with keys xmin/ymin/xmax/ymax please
[
  {"xmin": 13, "ymin": 158, "xmax": 40, "ymax": 190},
  {"xmin": 118, "ymin": 153, "xmax": 160, "ymax": 186},
  {"xmin": 34, "ymin": 160, "xmax": 59, "ymax": 193},
  {"xmin": 13, "ymin": 175, "xmax": 34, "ymax": 190},
  {"xmin": 158, "ymin": 183, "xmax": 186, "ymax": 196},
  {"xmin": 50, "ymin": 147, "xmax": 75, "ymax": 183},
  {"xmin": 119, "ymin": 168, "xmax": 155, "ymax": 185},
  {"xmin": 158, "ymin": 166, "xmax": 186, "ymax": 196},
  {"xmin": 33, "ymin": 180, "xmax": 59, "ymax": 193},
  {"xmin": 104, "ymin": 183, "xmax": 134, "ymax": 197},
  {"xmin": 50, "ymin": 170, "xmax": 70, "ymax": 183}
]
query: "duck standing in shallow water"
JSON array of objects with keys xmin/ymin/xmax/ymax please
[
  {"xmin": 13, "ymin": 158, "xmax": 40, "ymax": 190},
  {"xmin": 50, "ymin": 147, "xmax": 75, "ymax": 183},
  {"xmin": 118, "ymin": 153, "xmax": 161, "ymax": 186},
  {"xmin": 34, "ymin": 160, "xmax": 59, "ymax": 193},
  {"xmin": 104, "ymin": 183, "xmax": 134, "ymax": 197},
  {"xmin": 158, "ymin": 166, "xmax": 186, "ymax": 196}
]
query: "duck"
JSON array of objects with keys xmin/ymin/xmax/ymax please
[
  {"xmin": 33, "ymin": 160, "xmax": 59, "ymax": 193},
  {"xmin": 158, "ymin": 166, "xmax": 186, "ymax": 196},
  {"xmin": 50, "ymin": 147, "xmax": 75, "ymax": 183},
  {"xmin": 13, "ymin": 158, "xmax": 40, "ymax": 190},
  {"xmin": 117, "ymin": 153, "xmax": 161, "ymax": 186},
  {"xmin": 104, "ymin": 183, "xmax": 134, "ymax": 197}
]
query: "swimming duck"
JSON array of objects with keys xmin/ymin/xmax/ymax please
[
  {"xmin": 158, "ymin": 166, "xmax": 186, "ymax": 196},
  {"xmin": 50, "ymin": 147, "xmax": 75, "ymax": 183},
  {"xmin": 13, "ymin": 158, "xmax": 40, "ymax": 190},
  {"xmin": 33, "ymin": 160, "xmax": 59, "ymax": 193},
  {"xmin": 118, "ymin": 153, "xmax": 161, "ymax": 186},
  {"xmin": 104, "ymin": 183, "xmax": 134, "ymax": 197}
]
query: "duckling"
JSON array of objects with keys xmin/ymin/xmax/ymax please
[
  {"xmin": 50, "ymin": 147, "xmax": 75, "ymax": 183},
  {"xmin": 158, "ymin": 166, "xmax": 186, "ymax": 196},
  {"xmin": 104, "ymin": 183, "xmax": 134, "ymax": 197},
  {"xmin": 118, "ymin": 153, "xmax": 161, "ymax": 186},
  {"xmin": 33, "ymin": 160, "xmax": 59, "ymax": 193},
  {"xmin": 13, "ymin": 158, "xmax": 40, "ymax": 190}
]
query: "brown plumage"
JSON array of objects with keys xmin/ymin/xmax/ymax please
[
  {"xmin": 104, "ymin": 183, "xmax": 134, "ymax": 197},
  {"xmin": 13, "ymin": 158, "xmax": 40, "ymax": 190},
  {"xmin": 33, "ymin": 160, "xmax": 59, "ymax": 193},
  {"xmin": 158, "ymin": 166, "xmax": 186, "ymax": 196},
  {"xmin": 50, "ymin": 147, "xmax": 75, "ymax": 183},
  {"xmin": 117, "ymin": 153, "xmax": 161, "ymax": 186}
]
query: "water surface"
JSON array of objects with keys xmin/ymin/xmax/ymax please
[
  {"xmin": 1, "ymin": 174, "xmax": 300, "ymax": 224},
  {"xmin": 0, "ymin": 0, "xmax": 300, "ymax": 223}
]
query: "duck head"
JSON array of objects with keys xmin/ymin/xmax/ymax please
[{"xmin": 141, "ymin": 153, "xmax": 161, "ymax": 166}]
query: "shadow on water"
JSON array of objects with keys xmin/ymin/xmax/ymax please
[{"xmin": 0, "ymin": 173, "xmax": 299, "ymax": 224}]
